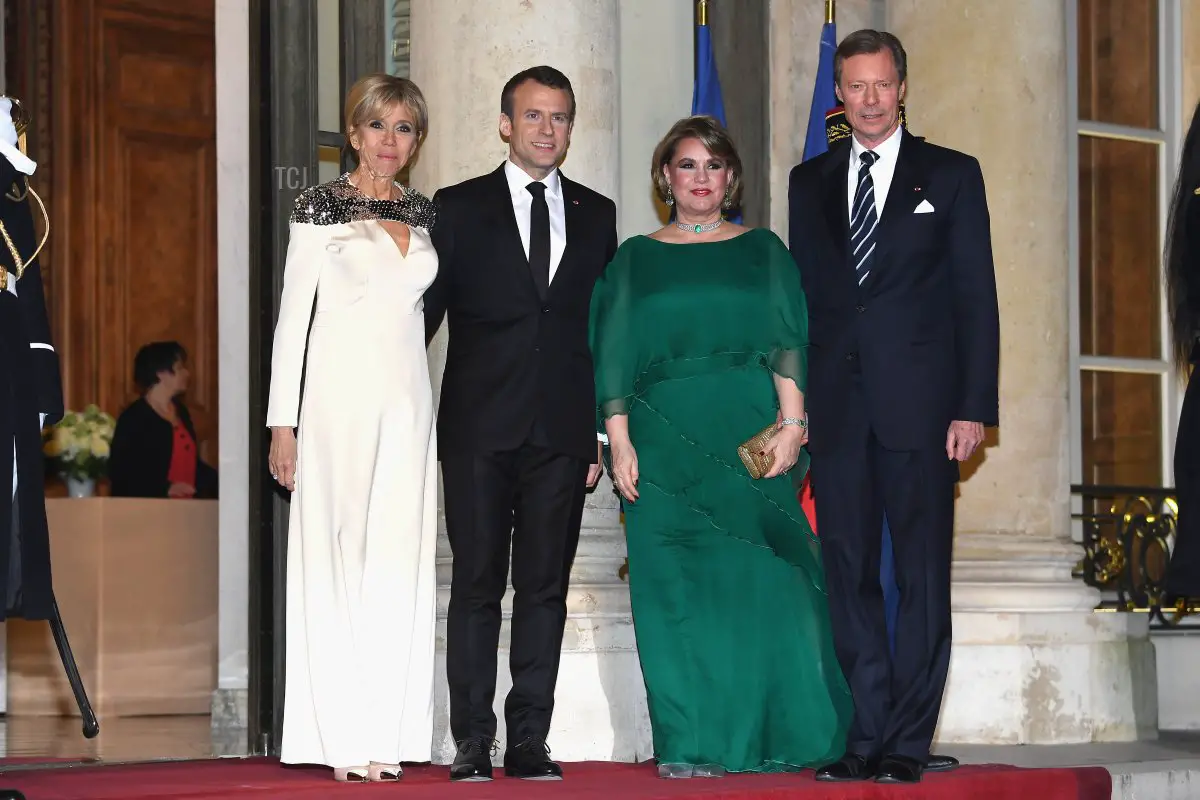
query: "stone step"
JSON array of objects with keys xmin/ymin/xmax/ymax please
[
  {"xmin": 1109, "ymin": 762, "xmax": 1200, "ymax": 799},
  {"xmin": 939, "ymin": 734, "xmax": 1200, "ymax": 800},
  {"xmin": 1152, "ymin": 627, "xmax": 1200, "ymax": 732}
]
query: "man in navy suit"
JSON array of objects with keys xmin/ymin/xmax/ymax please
[{"xmin": 788, "ymin": 30, "xmax": 999, "ymax": 784}]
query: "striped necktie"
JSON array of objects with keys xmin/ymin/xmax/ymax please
[{"xmin": 851, "ymin": 150, "xmax": 879, "ymax": 285}]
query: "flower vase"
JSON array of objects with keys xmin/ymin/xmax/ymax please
[{"xmin": 65, "ymin": 477, "xmax": 96, "ymax": 499}]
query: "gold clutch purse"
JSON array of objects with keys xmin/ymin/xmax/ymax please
[{"xmin": 737, "ymin": 423, "xmax": 778, "ymax": 480}]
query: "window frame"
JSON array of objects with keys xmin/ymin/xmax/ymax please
[{"xmin": 1067, "ymin": 0, "xmax": 1185, "ymax": 524}]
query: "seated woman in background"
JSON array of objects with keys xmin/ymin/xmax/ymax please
[{"xmin": 108, "ymin": 341, "xmax": 217, "ymax": 499}]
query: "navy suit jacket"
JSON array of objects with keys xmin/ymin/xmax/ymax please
[{"xmin": 787, "ymin": 130, "xmax": 1000, "ymax": 455}]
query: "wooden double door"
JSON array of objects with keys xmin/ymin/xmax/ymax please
[
  {"xmin": 8, "ymin": 0, "xmax": 400, "ymax": 755},
  {"xmin": 8, "ymin": 0, "xmax": 218, "ymax": 463}
]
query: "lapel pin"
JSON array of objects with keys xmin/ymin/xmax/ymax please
[
  {"xmin": 913, "ymin": 186, "xmax": 921, "ymax": 191},
  {"xmin": 572, "ymin": 199, "xmax": 580, "ymax": 205}
]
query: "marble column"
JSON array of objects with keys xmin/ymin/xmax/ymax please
[
  {"xmin": 409, "ymin": 1, "xmax": 650, "ymax": 764},
  {"xmin": 885, "ymin": 0, "xmax": 1156, "ymax": 744},
  {"xmin": 212, "ymin": 0, "xmax": 251, "ymax": 736},
  {"xmin": 617, "ymin": 0, "xmax": 693, "ymax": 238}
]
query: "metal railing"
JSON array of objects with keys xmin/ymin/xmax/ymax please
[{"xmin": 1071, "ymin": 484, "xmax": 1191, "ymax": 625}]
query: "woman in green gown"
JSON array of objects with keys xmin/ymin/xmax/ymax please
[{"xmin": 590, "ymin": 116, "xmax": 852, "ymax": 778}]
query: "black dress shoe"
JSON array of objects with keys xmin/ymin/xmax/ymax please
[
  {"xmin": 449, "ymin": 736, "xmax": 495, "ymax": 782},
  {"xmin": 814, "ymin": 753, "xmax": 876, "ymax": 782},
  {"xmin": 504, "ymin": 737, "xmax": 563, "ymax": 780},
  {"xmin": 926, "ymin": 753, "xmax": 959, "ymax": 773},
  {"xmin": 875, "ymin": 753, "xmax": 924, "ymax": 784}
]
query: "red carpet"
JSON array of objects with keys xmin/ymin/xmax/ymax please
[{"xmin": 0, "ymin": 757, "xmax": 1111, "ymax": 800}]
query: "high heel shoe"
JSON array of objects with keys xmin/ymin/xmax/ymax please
[
  {"xmin": 333, "ymin": 766, "xmax": 369, "ymax": 782},
  {"xmin": 368, "ymin": 762, "xmax": 403, "ymax": 781}
]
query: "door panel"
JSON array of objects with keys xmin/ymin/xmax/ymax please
[{"xmin": 53, "ymin": 0, "xmax": 218, "ymax": 462}]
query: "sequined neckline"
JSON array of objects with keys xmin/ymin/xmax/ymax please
[{"xmin": 289, "ymin": 174, "xmax": 437, "ymax": 229}]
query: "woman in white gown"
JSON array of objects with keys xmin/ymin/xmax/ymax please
[{"xmin": 266, "ymin": 74, "xmax": 438, "ymax": 782}]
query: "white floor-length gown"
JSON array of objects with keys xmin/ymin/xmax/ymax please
[{"xmin": 266, "ymin": 176, "xmax": 439, "ymax": 769}]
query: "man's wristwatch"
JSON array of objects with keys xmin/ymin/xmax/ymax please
[{"xmin": 781, "ymin": 416, "xmax": 808, "ymax": 429}]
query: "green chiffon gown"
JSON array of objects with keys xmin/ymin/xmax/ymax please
[{"xmin": 589, "ymin": 229, "xmax": 852, "ymax": 773}]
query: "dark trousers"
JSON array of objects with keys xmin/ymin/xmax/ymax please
[
  {"xmin": 6, "ymin": 492, "xmax": 20, "ymax": 614},
  {"xmin": 881, "ymin": 516, "xmax": 899, "ymax": 655},
  {"xmin": 811, "ymin": 380, "xmax": 955, "ymax": 762},
  {"xmin": 441, "ymin": 440, "xmax": 588, "ymax": 744}
]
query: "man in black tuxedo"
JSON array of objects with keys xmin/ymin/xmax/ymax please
[
  {"xmin": 788, "ymin": 31, "xmax": 999, "ymax": 785},
  {"xmin": 423, "ymin": 66, "xmax": 616, "ymax": 783}
]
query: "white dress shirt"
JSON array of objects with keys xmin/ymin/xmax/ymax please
[
  {"xmin": 847, "ymin": 124, "xmax": 904, "ymax": 221},
  {"xmin": 501, "ymin": 162, "xmax": 602, "ymax": 449},
  {"xmin": 504, "ymin": 159, "xmax": 567, "ymax": 282}
]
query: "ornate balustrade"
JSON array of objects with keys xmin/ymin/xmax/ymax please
[{"xmin": 1071, "ymin": 484, "xmax": 1189, "ymax": 625}]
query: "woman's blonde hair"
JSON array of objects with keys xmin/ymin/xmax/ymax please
[
  {"xmin": 344, "ymin": 74, "xmax": 429, "ymax": 142},
  {"xmin": 650, "ymin": 115, "xmax": 743, "ymax": 209}
]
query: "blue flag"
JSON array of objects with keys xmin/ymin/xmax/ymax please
[
  {"xmin": 692, "ymin": 15, "xmax": 740, "ymax": 223},
  {"xmin": 692, "ymin": 19, "xmax": 727, "ymax": 125},
  {"xmin": 802, "ymin": 21, "xmax": 838, "ymax": 162}
]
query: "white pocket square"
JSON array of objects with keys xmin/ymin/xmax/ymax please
[{"xmin": 914, "ymin": 199, "xmax": 935, "ymax": 214}]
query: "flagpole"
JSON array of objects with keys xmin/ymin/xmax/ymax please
[
  {"xmin": 825, "ymin": 0, "xmax": 835, "ymax": 24},
  {"xmin": 697, "ymin": 0, "xmax": 708, "ymax": 27}
]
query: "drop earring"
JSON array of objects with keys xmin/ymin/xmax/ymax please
[{"xmin": 664, "ymin": 186, "xmax": 675, "ymax": 207}]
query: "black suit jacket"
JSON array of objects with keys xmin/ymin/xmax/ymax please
[
  {"xmin": 424, "ymin": 165, "xmax": 618, "ymax": 462},
  {"xmin": 0, "ymin": 155, "xmax": 63, "ymax": 620},
  {"xmin": 788, "ymin": 130, "xmax": 1000, "ymax": 454},
  {"xmin": 109, "ymin": 397, "xmax": 218, "ymax": 498}
]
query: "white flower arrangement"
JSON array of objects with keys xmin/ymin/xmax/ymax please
[{"xmin": 43, "ymin": 404, "xmax": 116, "ymax": 481}]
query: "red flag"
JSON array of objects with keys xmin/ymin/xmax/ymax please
[{"xmin": 798, "ymin": 473, "xmax": 818, "ymax": 533}]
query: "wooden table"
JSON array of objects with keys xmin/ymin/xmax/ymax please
[{"xmin": 6, "ymin": 498, "xmax": 218, "ymax": 717}]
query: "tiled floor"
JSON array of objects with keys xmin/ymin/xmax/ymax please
[{"xmin": 0, "ymin": 715, "xmax": 247, "ymax": 768}]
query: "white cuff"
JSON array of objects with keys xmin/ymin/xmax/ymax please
[
  {"xmin": 30, "ymin": 343, "xmax": 54, "ymax": 351},
  {"xmin": 597, "ymin": 431, "xmax": 609, "ymax": 445},
  {"xmin": 0, "ymin": 98, "xmax": 36, "ymax": 175}
]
